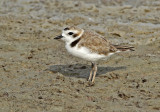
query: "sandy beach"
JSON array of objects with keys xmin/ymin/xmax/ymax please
[{"xmin": 0, "ymin": 0, "xmax": 160, "ymax": 111}]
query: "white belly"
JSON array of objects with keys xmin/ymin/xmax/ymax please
[{"xmin": 65, "ymin": 44, "xmax": 106, "ymax": 62}]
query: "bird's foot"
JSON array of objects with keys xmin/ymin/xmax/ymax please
[
  {"xmin": 87, "ymin": 81, "xmax": 95, "ymax": 87},
  {"xmin": 87, "ymin": 78, "xmax": 91, "ymax": 81}
]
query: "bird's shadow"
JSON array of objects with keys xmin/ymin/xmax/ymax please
[{"xmin": 48, "ymin": 64, "xmax": 126, "ymax": 78}]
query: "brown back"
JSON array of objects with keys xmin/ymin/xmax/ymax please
[{"xmin": 78, "ymin": 31, "xmax": 118, "ymax": 55}]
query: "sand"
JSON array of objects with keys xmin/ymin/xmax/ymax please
[{"xmin": 0, "ymin": 0, "xmax": 160, "ymax": 112}]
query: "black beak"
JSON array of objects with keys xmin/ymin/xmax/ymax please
[{"xmin": 54, "ymin": 35, "xmax": 63, "ymax": 39}]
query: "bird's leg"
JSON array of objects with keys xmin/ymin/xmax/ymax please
[
  {"xmin": 91, "ymin": 63, "xmax": 97, "ymax": 83},
  {"xmin": 88, "ymin": 62, "xmax": 94, "ymax": 81}
]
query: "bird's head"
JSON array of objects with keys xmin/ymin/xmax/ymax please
[{"xmin": 54, "ymin": 26, "xmax": 84, "ymax": 43}]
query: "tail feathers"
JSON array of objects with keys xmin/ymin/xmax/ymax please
[{"xmin": 113, "ymin": 45, "xmax": 135, "ymax": 51}]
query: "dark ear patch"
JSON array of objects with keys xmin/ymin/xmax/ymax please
[
  {"xmin": 70, "ymin": 38, "xmax": 81, "ymax": 47},
  {"xmin": 73, "ymin": 34, "xmax": 78, "ymax": 38}
]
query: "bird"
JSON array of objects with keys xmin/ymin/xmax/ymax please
[{"xmin": 54, "ymin": 26, "xmax": 134, "ymax": 85}]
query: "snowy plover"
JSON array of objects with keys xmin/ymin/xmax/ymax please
[{"xmin": 54, "ymin": 26, "xmax": 134, "ymax": 84}]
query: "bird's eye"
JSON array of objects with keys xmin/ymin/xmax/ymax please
[{"xmin": 68, "ymin": 32, "xmax": 74, "ymax": 35}]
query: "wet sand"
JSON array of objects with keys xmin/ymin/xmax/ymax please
[{"xmin": 0, "ymin": 0, "xmax": 160, "ymax": 111}]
